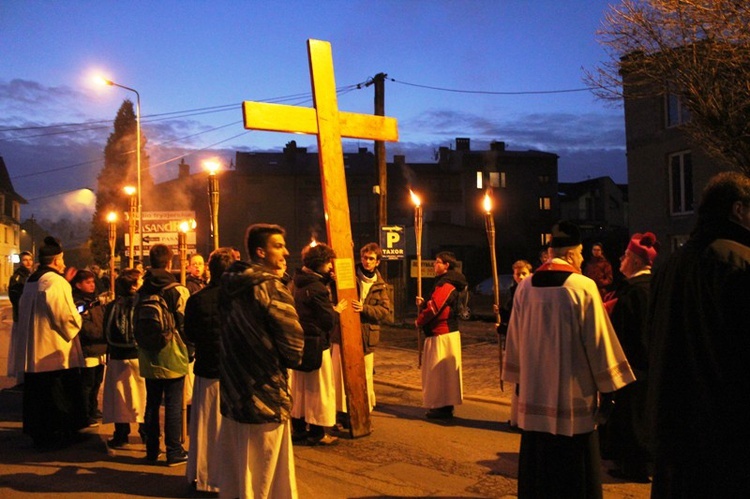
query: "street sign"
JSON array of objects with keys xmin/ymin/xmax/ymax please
[
  {"xmin": 379, "ymin": 225, "xmax": 405, "ymax": 260},
  {"xmin": 125, "ymin": 210, "xmax": 197, "ymax": 254},
  {"xmin": 410, "ymin": 259, "xmax": 463, "ymax": 278}
]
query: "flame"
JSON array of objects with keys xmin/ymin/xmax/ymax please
[
  {"xmin": 204, "ymin": 160, "xmax": 219, "ymax": 175},
  {"xmin": 309, "ymin": 237, "xmax": 318, "ymax": 247},
  {"xmin": 410, "ymin": 189, "xmax": 421, "ymax": 207},
  {"xmin": 483, "ymin": 192, "xmax": 493, "ymax": 213},
  {"xmin": 179, "ymin": 221, "xmax": 190, "ymax": 233},
  {"xmin": 123, "ymin": 185, "xmax": 136, "ymax": 196},
  {"xmin": 106, "ymin": 211, "xmax": 117, "ymax": 223}
]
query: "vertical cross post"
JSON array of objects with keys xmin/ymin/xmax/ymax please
[{"xmin": 241, "ymin": 39, "xmax": 398, "ymax": 437}]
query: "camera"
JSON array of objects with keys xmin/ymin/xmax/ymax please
[{"xmin": 77, "ymin": 304, "xmax": 86, "ymax": 313}]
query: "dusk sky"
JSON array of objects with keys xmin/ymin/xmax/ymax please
[{"xmin": 1, "ymin": 0, "xmax": 625, "ymax": 221}]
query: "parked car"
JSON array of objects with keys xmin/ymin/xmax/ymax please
[{"xmin": 467, "ymin": 274, "xmax": 514, "ymax": 321}]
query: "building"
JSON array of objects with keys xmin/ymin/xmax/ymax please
[
  {"xmin": 559, "ymin": 176, "xmax": 629, "ymax": 253},
  {"xmin": 623, "ymin": 73, "xmax": 727, "ymax": 257},
  {"xmin": 149, "ymin": 138, "xmax": 559, "ymax": 318},
  {"xmin": 0, "ymin": 156, "xmax": 27, "ymax": 292}
]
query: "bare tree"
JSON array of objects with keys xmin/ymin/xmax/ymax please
[{"xmin": 585, "ymin": 0, "xmax": 750, "ymax": 173}]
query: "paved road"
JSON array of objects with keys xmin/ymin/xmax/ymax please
[{"xmin": 0, "ymin": 299, "xmax": 650, "ymax": 498}]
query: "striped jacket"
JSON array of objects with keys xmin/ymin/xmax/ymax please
[{"xmin": 219, "ymin": 260, "xmax": 304, "ymax": 424}]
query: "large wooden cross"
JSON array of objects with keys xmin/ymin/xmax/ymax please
[{"xmin": 242, "ymin": 39, "xmax": 398, "ymax": 437}]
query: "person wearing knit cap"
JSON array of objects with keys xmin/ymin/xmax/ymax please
[
  {"xmin": 17, "ymin": 236, "xmax": 87, "ymax": 450},
  {"xmin": 599, "ymin": 232, "xmax": 660, "ymax": 483},
  {"xmin": 502, "ymin": 220, "xmax": 635, "ymax": 497},
  {"xmin": 648, "ymin": 172, "xmax": 750, "ymax": 497}
]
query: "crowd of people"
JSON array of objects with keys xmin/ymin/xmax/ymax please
[
  {"xmin": 5, "ymin": 171, "xmax": 750, "ymax": 498},
  {"xmin": 4, "ymin": 223, "xmax": 395, "ymax": 497}
]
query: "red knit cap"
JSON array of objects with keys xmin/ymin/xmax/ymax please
[{"xmin": 627, "ymin": 232, "xmax": 660, "ymax": 266}]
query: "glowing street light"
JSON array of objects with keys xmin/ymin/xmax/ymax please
[
  {"xmin": 98, "ymin": 76, "xmax": 143, "ymax": 261},
  {"xmin": 123, "ymin": 186, "xmax": 136, "ymax": 268},
  {"xmin": 204, "ymin": 160, "xmax": 220, "ymax": 251},
  {"xmin": 106, "ymin": 211, "xmax": 117, "ymax": 296}
]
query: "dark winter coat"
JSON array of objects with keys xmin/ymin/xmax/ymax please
[
  {"xmin": 292, "ymin": 267, "xmax": 337, "ymax": 350},
  {"xmin": 73, "ymin": 288, "xmax": 107, "ymax": 358},
  {"xmin": 219, "ymin": 260, "xmax": 304, "ymax": 424},
  {"xmin": 599, "ymin": 272, "xmax": 652, "ymax": 464},
  {"xmin": 8, "ymin": 265, "xmax": 31, "ymax": 322},
  {"xmin": 184, "ymin": 282, "xmax": 222, "ymax": 379},
  {"xmin": 647, "ymin": 219, "xmax": 750, "ymax": 494},
  {"xmin": 416, "ymin": 269, "xmax": 468, "ymax": 336},
  {"xmin": 356, "ymin": 267, "xmax": 391, "ymax": 354}
]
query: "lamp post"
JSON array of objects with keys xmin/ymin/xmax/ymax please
[
  {"xmin": 99, "ymin": 77, "xmax": 143, "ymax": 262},
  {"xmin": 106, "ymin": 211, "xmax": 117, "ymax": 296},
  {"xmin": 178, "ymin": 221, "xmax": 189, "ymax": 286},
  {"xmin": 410, "ymin": 189, "xmax": 423, "ymax": 366},
  {"xmin": 123, "ymin": 186, "xmax": 136, "ymax": 268},
  {"xmin": 483, "ymin": 190, "xmax": 504, "ymax": 390},
  {"xmin": 204, "ymin": 160, "xmax": 220, "ymax": 251}
]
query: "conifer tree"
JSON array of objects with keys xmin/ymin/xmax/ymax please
[{"xmin": 90, "ymin": 99, "xmax": 152, "ymax": 266}]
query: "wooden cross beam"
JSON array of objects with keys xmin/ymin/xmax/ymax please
[{"xmin": 242, "ymin": 39, "xmax": 398, "ymax": 437}]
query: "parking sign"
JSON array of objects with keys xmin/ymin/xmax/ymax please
[{"xmin": 379, "ymin": 225, "xmax": 405, "ymax": 260}]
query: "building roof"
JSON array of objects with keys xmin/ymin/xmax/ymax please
[{"xmin": 0, "ymin": 156, "xmax": 27, "ymax": 203}]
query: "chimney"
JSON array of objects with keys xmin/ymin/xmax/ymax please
[
  {"xmin": 178, "ymin": 158, "xmax": 190, "ymax": 179},
  {"xmin": 456, "ymin": 137, "xmax": 471, "ymax": 151},
  {"xmin": 490, "ymin": 141, "xmax": 506, "ymax": 152}
]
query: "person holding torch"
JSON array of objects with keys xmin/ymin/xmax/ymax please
[{"xmin": 415, "ymin": 251, "xmax": 467, "ymax": 419}]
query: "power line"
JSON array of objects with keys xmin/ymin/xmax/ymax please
[{"xmin": 389, "ymin": 77, "xmax": 594, "ymax": 95}]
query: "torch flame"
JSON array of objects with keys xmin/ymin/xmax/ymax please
[
  {"xmin": 410, "ymin": 189, "xmax": 421, "ymax": 207},
  {"xmin": 483, "ymin": 192, "xmax": 493, "ymax": 213},
  {"xmin": 309, "ymin": 237, "xmax": 318, "ymax": 247},
  {"xmin": 179, "ymin": 221, "xmax": 190, "ymax": 233},
  {"xmin": 123, "ymin": 185, "xmax": 136, "ymax": 196},
  {"xmin": 204, "ymin": 160, "xmax": 219, "ymax": 175},
  {"xmin": 106, "ymin": 211, "xmax": 117, "ymax": 223}
]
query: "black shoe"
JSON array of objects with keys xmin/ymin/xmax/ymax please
[
  {"xmin": 145, "ymin": 451, "xmax": 163, "ymax": 463},
  {"xmin": 87, "ymin": 418, "xmax": 100, "ymax": 428},
  {"xmin": 107, "ymin": 437, "xmax": 128, "ymax": 449},
  {"xmin": 425, "ymin": 409, "xmax": 453, "ymax": 419},
  {"xmin": 167, "ymin": 450, "xmax": 188, "ymax": 467},
  {"xmin": 291, "ymin": 430, "xmax": 309, "ymax": 443},
  {"xmin": 607, "ymin": 468, "xmax": 651, "ymax": 483}
]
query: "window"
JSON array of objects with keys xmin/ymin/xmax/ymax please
[
  {"xmin": 540, "ymin": 233, "xmax": 551, "ymax": 246},
  {"xmin": 538, "ymin": 175, "xmax": 550, "ymax": 184},
  {"xmin": 666, "ymin": 93, "xmax": 691, "ymax": 128},
  {"xmin": 669, "ymin": 151, "xmax": 694, "ymax": 215},
  {"xmin": 539, "ymin": 197, "xmax": 551, "ymax": 210},
  {"xmin": 478, "ymin": 171, "xmax": 506, "ymax": 189}
]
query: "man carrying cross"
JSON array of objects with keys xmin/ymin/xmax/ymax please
[{"xmin": 242, "ymin": 38, "xmax": 398, "ymax": 437}]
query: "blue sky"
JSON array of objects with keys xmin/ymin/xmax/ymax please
[{"xmin": 0, "ymin": 0, "xmax": 625, "ymax": 220}]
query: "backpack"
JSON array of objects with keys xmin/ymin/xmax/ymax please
[
  {"xmin": 132, "ymin": 282, "xmax": 179, "ymax": 352},
  {"xmin": 455, "ymin": 284, "xmax": 471, "ymax": 321},
  {"xmin": 105, "ymin": 296, "xmax": 136, "ymax": 349}
]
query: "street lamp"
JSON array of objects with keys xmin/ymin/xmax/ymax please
[
  {"xmin": 98, "ymin": 76, "xmax": 143, "ymax": 262},
  {"xmin": 204, "ymin": 160, "xmax": 220, "ymax": 251},
  {"xmin": 106, "ymin": 211, "xmax": 117, "ymax": 296},
  {"xmin": 123, "ymin": 185, "xmax": 136, "ymax": 268}
]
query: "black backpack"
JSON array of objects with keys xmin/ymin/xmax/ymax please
[
  {"xmin": 105, "ymin": 296, "xmax": 136, "ymax": 349},
  {"xmin": 132, "ymin": 282, "xmax": 179, "ymax": 352},
  {"xmin": 455, "ymin": 284, "xmax": 471, "ymax": 321}
]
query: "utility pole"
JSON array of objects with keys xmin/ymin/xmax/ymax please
[{"xmin": 368, "ymin": 73, "xmax": 388, "ymax": 231}]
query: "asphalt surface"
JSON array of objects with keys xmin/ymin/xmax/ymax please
[{"xmin": 0, "ymin": 299, "xmax": 650, "ymax": 498}]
